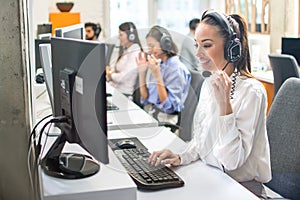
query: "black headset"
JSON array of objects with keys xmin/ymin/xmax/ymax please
[
  {"xmin": 128, "ymin": 23, "xmax": 135, "ymax": 42},
  {"xmin": 155, "ymin": 26, "xmax": 173, "ymax": 52},
  {"xmin": 94, "ymin": 23, "xmax": 101, "ymax": 37},
  {"xmin": 201, "ymin": 11, "xmax": 241, "ymax": 63}
]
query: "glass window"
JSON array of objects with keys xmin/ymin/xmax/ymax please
[
  {"xmin": 157, "ymin": 0, "xmax": 202, "ymax": 34},
  {"xmin": 110, "ymin": 0, "xmax": 148, "ymax": 37}
]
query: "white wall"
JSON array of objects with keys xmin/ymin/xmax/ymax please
[
  {"xmin": 270, "ymin": 0, "xmax": 299, "ymax": 53},
  {"xmin": 48, "ymin": 0, "xmax": 104, "ymax": 24}
]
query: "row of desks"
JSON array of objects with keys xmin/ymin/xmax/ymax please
[{"xmin": 40, "ymin": 83, "xmax": 260, "ymax": 200}]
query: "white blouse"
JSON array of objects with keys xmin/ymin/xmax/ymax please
[
  {"xmin": 179, "ymin": 75, "xmax": 272, "ymax": 183},
  {"xmin": 110, "ymin": 43, "xmax": 140, "ymax": 95}
]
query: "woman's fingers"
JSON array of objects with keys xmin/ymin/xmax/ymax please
[{"xmin": 148, "ymin": 149, "xmax": 179, "ymax": 166}]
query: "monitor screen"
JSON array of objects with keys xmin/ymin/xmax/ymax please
[
  {"xmin": 39, "ymin": 43, "xmax": 54, "ymax": 110},
  {"xmin": 55, "ymin": 23, "xmax": 85, "ymax": 40},
  {"xmin": 37, "ymin": 23, "xmax": 52, "ymax": 35},
  {"xmin": 35, "ymin": 39, "xmax": 51, "ymax": 73},
  {"xmin": 41, "ymin": 37, "xmax": 108, "ymax": 179},
  {"xmin": 281, "ymin": 37, "xmax": 300, "ymax": 65}
]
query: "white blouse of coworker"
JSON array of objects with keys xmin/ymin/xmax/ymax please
[
  {"xmin": 110, "ymin": 43, "xmax": 140, "ymax": 95},
  {"xmin": 179, "ymin": 74, "xmax": 272, "ymax": 183}
]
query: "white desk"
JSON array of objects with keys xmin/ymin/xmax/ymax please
[
  {"xmin": 107, "ymin": 109, "xmax": 158, "ymax": 130},
  {"xmin": 109, "ymin": 127, "xmax": 259, "ymax": 200},
  {"xmin": 106, "ymin": 83, "xmax": 141, "ymax": 111},
  {"xmin": 252, "ymin": 70, "xmax": 274, "ymax": 84},
  {"xmin": 106, "ymin": 83, "xmax": 158, "ymax": 130},
  {"xmin": 41, "ymin": 126, "xmax": 259, "ymax": 200},
  {"xmin": 34, "ymin": 83, "xmax": 52, "ymax": 121},
  {"xmin": 40, "ymin": 137, "xmax": 137, "ymax": 200}
]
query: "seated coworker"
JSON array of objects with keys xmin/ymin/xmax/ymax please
[
  {"xmin": 148, "ymin": 11, "xmax": 271, "ymax": 198},
  {"xmin": 106, "ymin": 22, "xmax": 143, "ymax": 96},
  {"xmin": 85, "ymin": 22, "xmax": 101, "ymax": 41},
  {"xmin": 136, "ymin": 26, "xmax": 191, "ymax": 124},
  {"xmin": 180, "ymin": 18, "xmax": 200, "ymax": 70}
]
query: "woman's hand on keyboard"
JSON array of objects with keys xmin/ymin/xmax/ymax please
[{"xmin": 148, "ymin": 149, "xmax": 181, "ymax": 167}]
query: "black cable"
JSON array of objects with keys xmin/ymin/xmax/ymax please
[
  {"xmin": 36, "ymin": 116, "xmax": 68, "ymax": 157},
  {"xmin": 221, "ymin": 62, "xmax": 237, "ymax": 99},
  {"xmin": 30, "ymin": 116, "xmax": 68, "ymax": 200},
  {"xmin": 222, "ymin": 61, "xmax": 230, "ymax": 71},
  {"xmin": 28, "ymin": 114, "xmax": 52, "ymax": 149},
  {"xmin": 40, "ymin": 123, "xmax": 53, "ymax": 161},
  {"xmin": 28, "ymin": 114, "xmax": 52, "ymax": 200},
  {"xmin": 230, "ymin": 70, "xmax": 238, "ymax": 99}
]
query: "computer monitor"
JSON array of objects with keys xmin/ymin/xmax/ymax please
[
  {"xmin": 39, "ymin": 43, "xmax": 54, "ymax": 109},
  {"xmin": 281, "ymin": 37, "xmax": 300, "ymax": 65},
  {"xmin": 35, "ymin": 39, "xmax": 51, "ymax": 73},
  {"xmin": 55, "ymin": 23, "xmax": 85, "ymax": 39},
  {"xmin": 37, "ymin": 23, "xmax": 52, "ymax": 35},
  {"xmin": 41, "ymin": 37, "xmax": 109, "ymax": 179}
]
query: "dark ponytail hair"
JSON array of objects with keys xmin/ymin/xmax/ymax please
[{"xmin": 230, "ymin": 14, "xmax": 253, "ymax": 78}]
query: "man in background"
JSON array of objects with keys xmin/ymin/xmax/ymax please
[
  {"xmin": 180, "ymin": 18, "xmax": 200, "ymax": 70},
  {"xmin": 85, "ymin": 22, "xmax": 101, "ymax": 41}
]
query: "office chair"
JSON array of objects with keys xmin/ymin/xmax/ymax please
[
  {"xmin": 268, "ymin": 54, "xmax": 299, "ymax": 98},
  {"xmin": 132, "ymin": 75, "xmax": 143, "ymax": 108},
  {"xmin": 160, "ymin": 69, "xmax": 204, "ymax": 141},
  {"xmin": 264, "ymin": 78, "xmax": 300, "ymax": 200}
]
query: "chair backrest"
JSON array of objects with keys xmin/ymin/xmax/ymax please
[
  {"xmin": 265, "ymin": 77, "xmax": 300, "ymax": 199},
  {"xmin": 178, "ymin": 69, "xmax": 204, "ymax": 141},
  {"xmin": 268, "ymin": 54, "xmax": 300, "ymax": 98},
  {"xmin": 105, "ymin": 43, "xmax": 115, "ymax": 66},
  {"xmin": 132, "ymin": 75, "xmax": 143, "ymax": 108},
  {"xmin": 39, "ymin": 43, "xmax": 54, "ymax": 110}
]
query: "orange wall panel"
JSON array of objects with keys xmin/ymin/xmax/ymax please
[{"xmin": 49, "ymin": 13, "xmax": 80, "ymax": 35}]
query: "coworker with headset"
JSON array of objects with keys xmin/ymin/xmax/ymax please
[
  {"xmin": 85, "ymin": 22, "xmax": 101, "ymax": 41},
  {"xmin": 180, "ymin": 18, "xmax": 200, "ymax": 70},
  {"xmin": 148, "ymin": 11, "xmax": 271, "ymax": 198},
  {"xmin": 136, "ymin": 25, "xmax": 191, "ymax": 125},
  {"xmin": 106, "ymin": 22, "xmax": 143, "ymax": 96}
]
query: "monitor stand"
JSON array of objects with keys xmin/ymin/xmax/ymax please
[{"xmin": 41, "ymin": 133, "xmax": 100, "ymax": 179}]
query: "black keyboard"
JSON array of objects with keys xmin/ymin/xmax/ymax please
[
  {"xmin": 110, "ymin": 138, "xmax": 184, "ymax": 190},
  {"xmin": 107, "ymin": 101, "xmax": 119, "ymax": 111}
]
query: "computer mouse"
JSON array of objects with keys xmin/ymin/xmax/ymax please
[{"xmin": 116, "ymin": 139, "xmax": 136, "ymax": 149}]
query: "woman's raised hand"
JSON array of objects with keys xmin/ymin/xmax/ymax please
[
  {"xmin": 147, "ymin": 54, "xmax": 161, "ymax": 79},
  {"xmin": 136, "ymin": 51, "xmax": 148, "ymax": 74},
  {"xmin": 210, "ymin": 71, "xmax": 233, "ymax": 115}
]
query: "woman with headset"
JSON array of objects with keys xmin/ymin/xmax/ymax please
[
  {"xmin": 148, "ymin": 11, "xmax": 271, "ymax": 198},
  {"xmin": 106, "ymin": 22, "xmax": 143, "ymax": 96},
  {"xmin": 136, "ymin": 25, "xmax": 191, "ymax": 125}
]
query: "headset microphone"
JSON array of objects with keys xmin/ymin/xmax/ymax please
[{"xmin": 202, "ymin": 71, "xmax": 212, "ymax": 78}]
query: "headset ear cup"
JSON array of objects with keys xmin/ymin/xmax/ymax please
[
  {"xmin": 128, "ymin": 33, "xmax": 135, "ymax": 42},
  {"xmin": 95, "ymin": 24, "xmax": 101, "ymax": 36},
  {"xmin": 160, "ymin": 34, "xmax": 173, "ymax": 52},
  {"xmin": 225, "ymin": 38, "xmax": 241, "ymax": 62}
]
